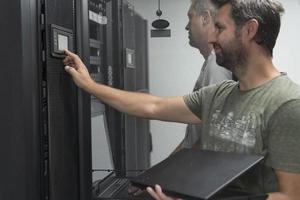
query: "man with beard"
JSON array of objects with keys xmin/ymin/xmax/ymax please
[{"xmin": 63, "ymin": 0, "xmax": 300, "ymax": 199}]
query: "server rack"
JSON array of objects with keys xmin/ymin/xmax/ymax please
[
  {"xmin": 112, "ymin": 0, "xmax": 151, "ymax": 176},
  {"xmin": 0, "ymin": 0, "xmax": 150, "ymax": 199},
  {"xmin": 0, "ymin": 0, "xmax": 41, "ymax": 199},
  {"xmin": 86, "ymin": 0, "xmax": 151, "ymax": 177},
  {"xmin": 0, "ymin": 0, "xmax": 91, "ymax": 200},
  {"xmin": 89, "ymin": 0, "xmax": 152, "ymax": 199}
]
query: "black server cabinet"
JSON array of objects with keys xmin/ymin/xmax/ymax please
[
  {"xmin": 86, "ymin": 0, "xmax": 127, "ymax": 177},
  {"xmin": 87, "ymin": 0, "xmax": 151, "ymax": 178},
  {"xmin": 89, "ymin": 0, "xmax": 151, "ymax": 199},
  {"xmin": 122, "ymin": 3, "xmax": 152, "ymax": 175},
  {"xmin": 134, "ymin": 12, "xmax": 151, "ymax": 172},
  {"xmin": 87, "ymin": 0, "xmax": 122, "ymax": 180},
  {"xmin": 122, "ymin": 1, "xmax": 140, "ymax": 176},
  {"xmin": 43, "ymin": 0, "xmax": 92, "ymax": 199},
  {"xmin": 0, "ymin": 0, "xmax": 41, "ymax": 199},
  {"xmin": 116, "ymin": 0, "xmax": 151, "ymax": 176},
  {"xmin": 0, "ymin": 0, "xmax": 150, "ymax": 199},
  {"xmin": 44, "ymin": 1, "xmax": 81, "ymax": 200},
  {"xmin": 0, "ymin": 0, "xmax": 91, "ymax": 200}
]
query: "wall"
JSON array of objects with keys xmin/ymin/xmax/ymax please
[
  {"xmin": 274, "ymin": 0, "xmax": 300, "ymax": 84},
  {"xmin": 128, "ymin": 0, "xmax": 300, "ymax": 166}
]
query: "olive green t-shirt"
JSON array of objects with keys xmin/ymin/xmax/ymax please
[{"xmin": 183, "ymin": 74, "xmax": 300, "ymax": 194}]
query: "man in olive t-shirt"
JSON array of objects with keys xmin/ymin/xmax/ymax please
[
  {"xmin": 63, "ymin": 0, "xmax": 300, "ymax": 199},
  {"xmin": 184, "ymin": 74, "xmax": 300, "ymax": 193}
]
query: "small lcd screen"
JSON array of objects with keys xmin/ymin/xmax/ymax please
[
  {"xmin": 58, "ymin": 34, "xmax": 69, "ymax": 51},
  {"xmin": 127, "ymin": 53, "xmax": 133, "ymax": 65}
]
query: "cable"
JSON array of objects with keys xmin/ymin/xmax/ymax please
[{"xmin": 92, "ymin": 169, "xmax": 145, "ymax": 172}]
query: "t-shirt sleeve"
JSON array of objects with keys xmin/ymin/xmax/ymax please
[
  {"xmin": 183, "ymin": 89, "xmax": 204, "ymax": 120},
  {"xmin": 266, "ymin": 99, "xmax": 300, "ymax": 173},
  {"xmin": 183, "ymin": 84, "xmax": 221, "ymax": 120}
]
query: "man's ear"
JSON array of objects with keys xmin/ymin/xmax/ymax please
[
  {"xmin": 202, "ymin": 10, "xmax": 211, "ymax": 25},
  {"xmin": 244, "ymin": 19, "xmax": 259, "ymax": 41}
]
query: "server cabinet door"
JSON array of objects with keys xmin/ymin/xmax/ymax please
[
  {"xmin": 134, "ymin": 13, "xmax": 151, "ymax": 170},
  {"xmin": 0, "ymin": 0, "xmax": 40, "ymax": 200},
  {"xmin": 44, "ymin": 0, "xmax": 80, "ymax": 200},
  {"xmin": 122, "ymin": 1, "xmax": 151, "ymax": 175},
  {"xmin": 122, "ymin": 0, "xmax": 139, "ymax": 176}
]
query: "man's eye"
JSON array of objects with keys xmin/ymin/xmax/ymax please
[{"xmin": 216, "ymin": 26, "xmax": 224, "ymax": 32}]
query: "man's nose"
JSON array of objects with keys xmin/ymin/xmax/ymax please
[{"xmin": 185, "ymin": 23, "xmax": 189, "ymax": 31}]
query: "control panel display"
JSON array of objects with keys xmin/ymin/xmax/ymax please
[
  {"xmin": 58, "ymin": 34, "xmax": 69, "ymax": 51},
  {"xmin": 51, "ymin": 24, "xmax": 74, "ymax": 58},
  {"xmin": 125, "ymin": 48, "xmax": 135, "ymax": 68}
]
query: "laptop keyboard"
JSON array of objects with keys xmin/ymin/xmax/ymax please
[
  {"xmin": 93, "ymin": 177, "xmax": 153, "ymax": 200},
  {"xmin": 99, "ymin": 178, "xmax": 129, "ymax": 197}
]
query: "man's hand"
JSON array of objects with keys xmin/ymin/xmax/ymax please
[
  {"xmin": 128, "ymin": 185, "xmax": 145, "ymax": 196},
  {"xmin": 63, "ymin": 49, "xmax": 95, "ymax": 91},
  {"xmin": 146, "ymin": 185, "xmax": 183, "ymax": 200}
]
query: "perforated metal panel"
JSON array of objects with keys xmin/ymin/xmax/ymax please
[{"xmin": 44, "ymin": 0, "xmax": 80, "ymax": 199}]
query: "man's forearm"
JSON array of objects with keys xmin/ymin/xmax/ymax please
[
  {"xmin": 267, "ymin": 192, "xmax": 291, "ymax": 200},
  {"xmin": 87, "ymin": 81, "xmax": 161, "ymax": 119}
]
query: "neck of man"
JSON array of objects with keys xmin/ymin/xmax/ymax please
[
  {"xmin": 199, "ymin": 44, "xmax": 214, "ymax": 60},
  {"xmin": 235, "ymin": 50, "xmax": 281, "ymax": 91}
]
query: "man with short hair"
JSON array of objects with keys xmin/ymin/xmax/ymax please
[
  {"xmin": 63, "ymin": 0, "xmax": 300, "ymax": 199},
  {"xmin": 129, "ymin": 1, "xmax": 232, "ymax": 196},
  {"xmin": 175, "ymin": 0, "xmax": 232, "ymax": 152}
]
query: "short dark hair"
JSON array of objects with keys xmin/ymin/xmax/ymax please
[{"xmin": 211, "ymin": 0, "xmax": 285, "ymax": 57}]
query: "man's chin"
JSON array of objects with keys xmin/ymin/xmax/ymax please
[
  {"xmin": 189, "ymin": 40, "xmax": 196, "ymax": 47},
  {"xmin": 216, "ymin": 57, "xmax": 231, "ymax": 70},
  {"xmin": 215, "ymin": 55, "xmax": 223, "ymax": 65}
]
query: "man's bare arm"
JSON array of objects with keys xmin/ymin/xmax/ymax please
[
  {"xmin": 267, "ymin": 170, "xmax": 300, "ymax": 200},
  {"xmin": 88, "ymin": 82, "xmax": 200, "ymax": 123},
  {"xmin": 63, "ymin": 49, "xmax": 201, "ymax": 124}
]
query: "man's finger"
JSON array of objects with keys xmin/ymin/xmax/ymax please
[
  {"xmin": 65, "ymin": 61, "xmax": 76, "ymax": 68},
  {"xmin": 64, "ymin": 49, "xmax": 82, "ymax": 64},
  {"xmin": 133, "ymin": 189, "xmax": 144, "ymax": 196},
  {"xmin": 154, "ymin": 185, "xmax": 182, "ymax": 200},
  {"xmin": 64, "ymin": 49, "xmax": 78, "ymax": 60},
  {"xmin": 128, "ymin": 185, "xmax": 139, "ymax": 194},
  {"xmin": 155, "ymin": 185, "xmax": 169, "ymax": 199},
  {"xmin": 63, "ymin": 55, "xmax": 72, "ymax": 64},
  {"xmin": 64, "ymin": 49, "xmax": 74, "ymax": 56},
  {"xmin": 64, "ymin": 65, "xmax": 77, "ymax": 76},
  {"xmin": 146, "ymin": 187, "xmax": 160, "ymax": 200},
  {"xmin": 63, "ymin": 60, "xmax": 73, "ymax": 67}
]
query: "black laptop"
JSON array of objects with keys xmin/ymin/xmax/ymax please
[{"xmin": 131, "ymin": 149, "xmax": 267, "ymax": 200}]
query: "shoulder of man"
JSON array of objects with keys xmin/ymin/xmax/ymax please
[
  {"xmin": 259, "ymin": 75, "xmax": 300, "ymax": 127},
  {"xmin": 268, "ymin": 75, "xmax": 300, "ymax": 104}
]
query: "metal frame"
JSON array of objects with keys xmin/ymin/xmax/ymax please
[{"xmin": 0, "ymin": 0, "xmax": 41, "ymax": 199}]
